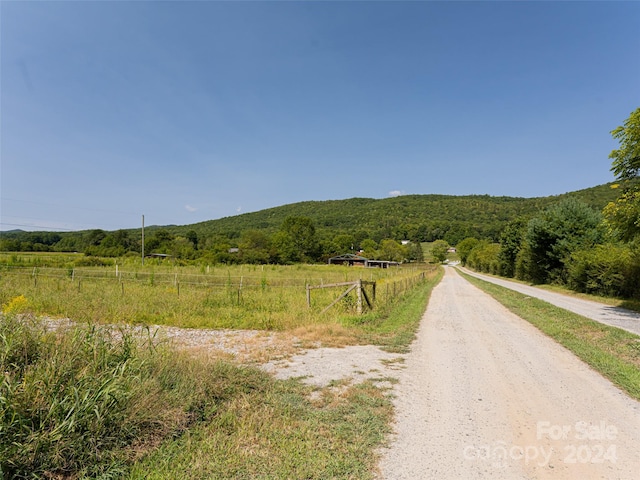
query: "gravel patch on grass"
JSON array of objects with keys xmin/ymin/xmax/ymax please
[
  {"xmin": 262, "ymin": 345, "xmax": 406, "ymax": 388},
  {"xmin": 41, "ymin": 317, "xmax": 405, "ymax": 387}
]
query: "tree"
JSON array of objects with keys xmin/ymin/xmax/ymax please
[
  {"xmin": 456, "ymin": 237, "xmax": 479, "ymax": 266},
  {"xmin": 605, "ymin": 107, "xmax": 640, "ymax": 241},
  {"xmin": 85, "ymin": 229, "xmax": 106, "ymax": 247},
  {"xmin": 171, "ymin": 236, "xmax": 197, "ymax": 260},
  {"xmin": 360, "ymin": 239, "xmax": 378, "ymax": 259},
  {"xmin": 332, "ymin": 234, "xmax": 355, "ymax": 254},
  {"xmin": 186, "ymin": 230, "xmax": 199, "ymax": 250},
  {"xmin": 239, "ymin": 230, "xmax": 271, "ymax": 264},
  {"xmin": 406, "ymin": 242, "xmax": 425, "ymax": 263},
  {"xmin": 603, "ymin": 189, "xmax": 640, "ymax": 242},
  {"xmin": 466, "ymin": 241, "xmax": 500, "ymax": 274},
  {"xmin": 145, "ymin": 230, "xmax": 174, "ymax": 254},
  {"xmin": 430, "ymin": 240, "xmax": 449, "ymax": 263},
  {"xmin": 280, "ymin": 216, "xmax": 318, "ymax": 262},
  {"xmin": 271, "ymin": 230, "xmax": 297, "ymax": 264},
  {"xmin": 520, "ymin": 199, "xmax": 603, "ymax": 284},
  {"xmin": 609, "ymin": 107, "xmax": 640, "ymax": 181},
  {"xmin": 378, "ymin": 239, "xmax": 406, "ymax": 262},
  {"xmin": 498, "ymin": 218, "xmax": 527, "ymax": 277}
]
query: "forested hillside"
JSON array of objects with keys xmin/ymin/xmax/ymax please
[
  {"xmin": 159, "ymin": 183, "xmax": 618, "ymax": 243},
  {"xmin": 0, "ymin": 183, "xmax": 618, "ymax": 263}
]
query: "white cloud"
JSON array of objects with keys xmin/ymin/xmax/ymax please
[
  {"xmin": 388, "ymin": 190, "xmax": 404, "ymax": 197},
  {"xmin": 236, "ymin": 206, "xmax": 242, "ymax": 213},
  {"xmin": 185, "ymin": 205, "xmax": 197, "ymax": 212}
]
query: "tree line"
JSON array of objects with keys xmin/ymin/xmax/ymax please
[
  {"xmin": 0, "ymin": 185, "xmax": 617, "ymax": 263},
  {"xmin": 0, "ymin": 217, "xmax": 424, "ymax": 265},
  {"xmin": 458, "ymin": 107, "xmax": 640, "ymax": 299}
]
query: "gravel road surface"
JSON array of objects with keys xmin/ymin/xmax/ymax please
[
  {"xmin": 459, "ymin": 267, "xmax": 640, "ymax": 336},
  {"xmin": 377, "ymin": 267, "xmax": 640, "ymax": 479}
]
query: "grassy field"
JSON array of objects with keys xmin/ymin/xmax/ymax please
[
  {"xmin": 0, "ymin": 257, "xmax": 431, "ymax": 332},
  {"xmin": 1, "ymin": 253, "xmax": 442, "ymax": 479},
  {"xmin": 461, "ymin": 271, "xmax": 640, "ymax": 401}
]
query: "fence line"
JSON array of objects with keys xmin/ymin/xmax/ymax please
[
  {"xmin": 1, "ymin": 265, "xmax": 426, "ymax": 286},
  {"xmin": 1, "ymin": 265, "xmax": 431, "ymax": 310}
]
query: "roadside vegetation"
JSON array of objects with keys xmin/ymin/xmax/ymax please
[
  {"xmin": 1, "ymin": 261, "xmax": 441, "ymax": 479},
  {"xmin": 462, "ymin": 272, "xmax": 640, "ymax": 401},
  {"xmin": 458, "ymin": 107, "xmax": 640, "ymax": 302}
]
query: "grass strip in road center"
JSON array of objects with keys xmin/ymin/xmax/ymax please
[{"xmin": 461, "ymin": 271, "xmax": 640, "ymax": 401}]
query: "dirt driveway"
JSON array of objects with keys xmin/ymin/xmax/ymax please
[{"xmin": 377, "ymin": 267, "xmax": 640, "ymax": 479}]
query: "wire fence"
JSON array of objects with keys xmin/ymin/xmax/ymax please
[
  {"xmin": 1, "ymin": 264, "xmax": 426, "ymax": 286},
  {"xmin": 1, "ymin": 264, "xmax": 432, "ymax": 305},
  {"xmin": 1, "ymin": 264, "xmax": 437, "ymax": 329}
]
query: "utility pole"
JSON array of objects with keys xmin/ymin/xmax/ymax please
[{"xmin": 141, "ymin": 214, "xmax": 145, "ymax": 266}]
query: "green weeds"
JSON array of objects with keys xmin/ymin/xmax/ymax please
[
  {"xmin": 0, "ymin": 263, "xmax": 443, "ymax": 479},
  {"xmin": 1, "ymin": 314, "xmax": 396, "ymax": 479},
  {"xmin": 128, "ymin": 380, "xmax": 392, "ymax": 479},
  {"xmin": 0, "ymin": 264, "xmax": 431, "ymax": 331},
  {"xmin": 355, "ymin": 267, "xmax": 443, "ymax": 352},
  {"xmin": 0, "ymin": 314, "xmax": 271, "ymax": 478}
]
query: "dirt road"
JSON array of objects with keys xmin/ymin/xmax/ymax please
[
  {"xmin": 377, "ymin": 267, "xmax": 640, "ymax": 479},
  {"xmin": 460, "ymin": 267, "xmax": 640, "ymax": 336}
]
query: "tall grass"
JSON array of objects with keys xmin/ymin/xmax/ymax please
[
  {"xmin": 127, "ymin": 379, "xmax": 393, "ymax": 479},
  {"xmin": 0, "ymin": 314, "xmax": 276, "ymax": 478},
  {"xmin": 0, "ymin": 264, "xmax": 432, "ymax": 330},
  {"xmin": 0, "ymin": 312, "xmax": 398, "ymax": 479}
]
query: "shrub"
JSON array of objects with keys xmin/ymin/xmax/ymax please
[
  {"xmin": 567, "ymin": 243, "xmax": 640, "ymax": 298},
  {"xmin": 456, "ymin": 237, "xmax": 479, "ymax": 266},
  {"xmin": 466, "ymin": 241, "xmax": 500, "ymax": 274}
]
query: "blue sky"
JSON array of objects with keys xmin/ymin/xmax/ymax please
[{"xmin": 2, "ymin": 1, "xmax": 639, "ymax": 232}]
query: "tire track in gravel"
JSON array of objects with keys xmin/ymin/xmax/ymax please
[{"xmin": 377, "ymin": 267, "xmax": 640, "ymax": 479}]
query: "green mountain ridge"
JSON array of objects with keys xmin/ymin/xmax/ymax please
[
  {"xmin": 0, "ymin": 183, "xmax": 619, "ymax": 254},
  {"xmin": 171, "ymin": 183, "xmax": 618, "ymax": 242}
]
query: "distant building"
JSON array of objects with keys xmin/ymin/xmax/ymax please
[
  {"xmin": 328, "ymin": 254, "xmax": 399, "ymax": 268},
  {"xmin": 146, "ymin": 253, "xmax": 173, "ymax": 259}
]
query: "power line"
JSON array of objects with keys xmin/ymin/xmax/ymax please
[
  {"xmin": 0, "ymin": 222, "xmax": 76, "ymax": 232},
  {"xmin": 0, "ymin": 212, "xmax": 143, "ymax": 232},
  {"xmin": 0, "ymin": 196, "xmax": 139, "ymax": 217}
]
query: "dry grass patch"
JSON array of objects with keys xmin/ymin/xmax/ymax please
[{"xmin": 290, "ymin": 323, "xmax": 361, "ymax": 348}]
